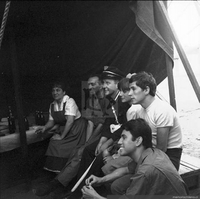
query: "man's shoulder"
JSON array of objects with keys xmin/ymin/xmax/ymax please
[
  {"xmin": 142, "ymin": 148, "xmax": 176, "ymax": 172},
  {"xmin": 153, "ymin": 98, "xmax": 174, "ymax": 109},
  {"xmin": 150, "ymin": 98, "xmax": 176, "ymax": 115}
]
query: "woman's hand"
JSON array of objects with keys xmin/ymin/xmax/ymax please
[
  {"xmin": 35, "ymin": 126, "xmax": 45, "ymax": 134},
  {"xmin": 51, "ymin": 134, "xmax": 63, "ymax": 140},
  {"xmin": 85, "ymin": 175, "xmax": 102, "ymax": 187},
  {"xmin": 81, "ymin": 185, "xmax": 103, "ymax": 199}
]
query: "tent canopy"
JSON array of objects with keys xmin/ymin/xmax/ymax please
[{"xmin": 0, "ymin": 1, "xmax": 173, "ymax": 115}]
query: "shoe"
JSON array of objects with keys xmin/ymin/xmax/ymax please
[{"xmin": 32, "ymin": 179, "xmax": 61, "ymax": 196}]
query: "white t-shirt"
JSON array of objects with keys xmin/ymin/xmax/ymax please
[
  {"xmin": 49, "ymin": 95, "xmax": 81, "ymax": 120},
  {"xmin": 129, "ymin": 97, "xmax": 182, "ymax": 149},
  {"xmin": 126, "ymin": 104, "xmax": 141, "ymax": 121}
]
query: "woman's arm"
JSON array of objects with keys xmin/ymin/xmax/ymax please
[{"xmin": 35, "ymin": 119, "xmax": 55, "ymax": 134}]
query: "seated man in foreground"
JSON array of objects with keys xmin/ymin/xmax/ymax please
[{"xmin": 81, "ymin": 119, "xmax": 188, "ymax": 199}]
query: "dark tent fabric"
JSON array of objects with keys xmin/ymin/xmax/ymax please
[{"xmin": 0, "ymin": 1, "xmax": 173, "ymax": 116}]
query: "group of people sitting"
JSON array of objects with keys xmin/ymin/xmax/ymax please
[{"xmin": 33, "ymin": 66, "xmax": 189, "ymax": 199}]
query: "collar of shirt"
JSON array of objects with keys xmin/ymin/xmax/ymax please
[
  {"xmin": 135, "ymin": 148, "xmax": 154, "ymax": 171},
  {"xmin": 107, "ymin": 90, "xmax": 120, "ymax": 106},
  {"xmin": 52, "ymin": 95, "xmax": 69, "ymax": 104},
  {"xmin": 52, "ymin": 95, "xmax": 70, "ymax": 110}
]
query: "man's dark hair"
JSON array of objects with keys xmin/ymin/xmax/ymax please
[
  {"xmin": 88, "ymin": 74, "xmax": 102, "ymax": 83},
  {"xmin": 122, "ymin": 119, "xmax": 152, "ymax": 149},
  {"xmin": 129, "ymin": 71, "xmax": 157, "ymax": 96}
]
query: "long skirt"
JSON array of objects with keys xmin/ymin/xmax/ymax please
[{"xmin": 44, "ymin": 117, "xmax": 88, "ymax": 172}]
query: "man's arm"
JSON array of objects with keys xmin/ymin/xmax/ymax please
[
  {"xmin": 156, "ymin": 127, "xmax": 170, "ymax": 152},
  {"xmin": 102, "ymin": 166, "xmax": 129, "ymax": 183},
  {"xmin": 86, "ymin": 123, "xmax": 103, "ymax": 143},
  {"xmin": 85, "ymin": 120, "xmax": 94, "ymax": 142},
  {"xmin": 95, "ymin": 136, "xmax": 108, "ymax": 156},
  {"xmin": 100, "ymin": 138, "xmax": 114, "ymax": 154},
  {"xmin": 85, "ymin": 166, "xmax": 129, "ymax": 186}
]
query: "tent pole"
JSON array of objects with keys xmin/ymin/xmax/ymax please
[
  {"xmin": 165, "ymin": 54, "xmax": 177, "ymax": 110},
  {"xmin": 156, "ymin": 1, "xmax": 200, "ymax": 103},
  {"xmin": 9, "ymin": 29, "xmax": 30, "ymax": 188}
]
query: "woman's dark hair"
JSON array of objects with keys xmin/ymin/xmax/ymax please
[
  {"xmin": 52, "ymin": 81, "xmax": 66, "ymax": 92},
  {"xmin": 118, "ymin": 78, "xmax": 130, "ymax": 92},
  {"xmin": 129, "ymin": 71, "xmax": 157, "ymax": 96},
  {"xmin": 122, "ymin": 119, "xmax": 152, "ymax": 149}
]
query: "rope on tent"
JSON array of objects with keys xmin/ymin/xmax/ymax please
[{"xmin": 0, "ymin": 1, "xmax": 11, "ymax": 50}]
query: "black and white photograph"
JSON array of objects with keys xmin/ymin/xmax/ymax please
[{"xmin": 0, "ymin": 1, "xmax": 199, "ymax": 199}]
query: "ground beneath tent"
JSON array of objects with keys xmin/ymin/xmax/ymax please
[{"xmin": 179, "ymin": 108, "xmax": 200, "ymax": 159}]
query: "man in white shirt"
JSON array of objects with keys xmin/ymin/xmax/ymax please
[{"xmin": 128, "ymin": 71, "xmax": 182, "ymax": 170}]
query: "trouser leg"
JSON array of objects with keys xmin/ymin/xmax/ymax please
[
  {"xmin": 56, "ymin": 147, "xmax": 85, "ymax": 187},
  {"xmin": 77, "ymin": 139, "xmax": 99, "ymax": 179},
  {"xmin": 166, "ymin": 148, "xmax": 182, "ymax": 170}
]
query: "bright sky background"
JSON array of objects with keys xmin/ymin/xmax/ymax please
[
  {"xmin": 168, "ymin": 1, "xmax": 200, "ymax": 51},
  {"xmin": 157, "ymin": 1, "xmax": 200, "ymax": 111}
]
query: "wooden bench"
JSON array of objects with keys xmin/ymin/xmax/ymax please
[{"xmin": 179, "ymin": 153, "xmax": 200, "ymax": 189}]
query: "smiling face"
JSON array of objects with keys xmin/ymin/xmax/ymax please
[
  {"xmin": 118, "ymin": 129, "xmax": 137, "ymax": 156},
  {"xmin": 128, "ymin": 82, "xmax": 147, "ymax": 105},
  {"xmin": 87, "ymin": 76, "xmax": 101, "ymax": 96},
  {"xmin": 102, "ymin": 79, "xmax": 118, "ymax": 97},
  {"xmin": 52, "ymin": 86, "xmax": 65, "ymax": 102}
]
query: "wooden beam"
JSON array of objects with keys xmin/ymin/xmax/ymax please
[
  {"xmin": 165, "ymin": 54, "xmax": 177, "ymax": 110},
  {"xmin": 9, "ymin": 30, "xmax": 28, "ymax": 157},
  {"xmin": 156, "ymin": 1, "xmax": 200, "ymax": 103},
  {"xmin": 9, "ymin": 29, "xmax": 30, "ymax": 187}
]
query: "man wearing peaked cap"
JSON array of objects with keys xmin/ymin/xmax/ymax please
[
  {"xmin": 102, "ymin": 66, "xmax": 125, "ymax": 80},
  {"xmin": 101, "ymin": 66, "xmax": 125, "ymax": 100},
  {"xmin": 73, "ymin": 66, "xmax": 130, "ymax": 192}
]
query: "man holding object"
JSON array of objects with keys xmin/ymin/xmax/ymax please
[{"xmin": 81, "ymin": 119, "xmax": 188, "ymax": 198}]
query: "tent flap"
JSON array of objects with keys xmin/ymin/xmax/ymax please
[{"xmin": 0, "ymin": 1, "xmax": 173, "ymax": 113}]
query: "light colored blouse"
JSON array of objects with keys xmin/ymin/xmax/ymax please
[{"xmin": 49, "ymin": 95, "xmax": 81, "ymax": 121}]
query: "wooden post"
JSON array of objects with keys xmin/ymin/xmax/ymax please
[
  {"xmin": 156, "ymin": 1, "xmax": 200, "ymax": 103},
  {"xmin": 9, "ymin": 28, "xmax": 30, "ymax": 187},
  {"xmin": 165, "ymin": 54, "xmax": 177, "ymax": 110}
]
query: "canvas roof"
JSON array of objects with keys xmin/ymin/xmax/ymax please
[{"xmin": 0, "ymin": 1, "xmax": 173, "ymax": 112}]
